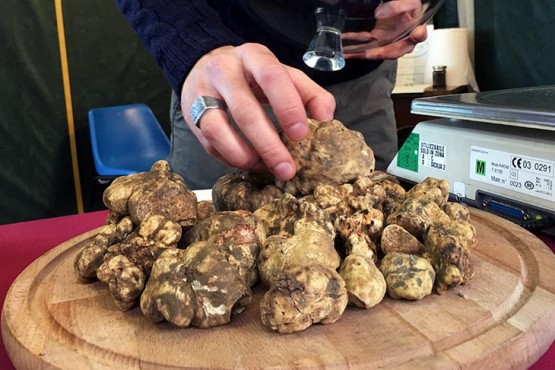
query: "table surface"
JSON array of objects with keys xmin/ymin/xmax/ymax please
[{"xmin": 1, "ymin": 210, "xmax": 554, "ymax": 369}]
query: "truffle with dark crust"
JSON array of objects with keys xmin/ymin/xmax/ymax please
[
  {"xmin": 380, "ymin": 224, "xmax": 425, "ymax": 255},
  {"xmin": 212, "ymin": 171, "xmax": 283, "ymax": 212},
  {"xmin": 380, "ymin": 252, "xmax": 436, "ymax": 300},
  {"xmin": 196, "ymin": 200, "xmax": 217, "ymax": 221},
  {"xmin": 424, "ymin": 224, "xmax": 474, "ymax": 293},
  {"xmin": 386, "ymin": 198, "xmax": 450, "ymax": 239}
]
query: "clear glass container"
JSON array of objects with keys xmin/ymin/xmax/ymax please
[{"xmin": 303, "ymin": 0, "xmax": 447, "ymax": 71}]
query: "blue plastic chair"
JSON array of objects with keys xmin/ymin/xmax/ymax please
[
  {"xmin": 87, "ymin": 103, "xmax": 171, "ymax": 210},
  {"xmin": 88, "ymin": 103, "xmax": 170, "ymax": 177}
]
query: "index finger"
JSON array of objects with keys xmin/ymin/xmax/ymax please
[
  {"xmin": 240, "ymin": 45, "xmax": 311, "ymax": 141},
  {"xmin": 286, "ymin": 67, "xmax": 336, "ymax": 123}
]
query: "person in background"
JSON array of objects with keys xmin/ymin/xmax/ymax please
[{"xmin": 116, "ymin": 0, "xmax": 427, "ymax": 189}]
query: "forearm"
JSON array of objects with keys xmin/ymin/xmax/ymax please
[{"xmin": 116, "ymin": 0, "xmax": 245, "ymax": 94}]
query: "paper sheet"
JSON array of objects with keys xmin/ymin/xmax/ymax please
[
  {"xmin": 394, "ymin": 25, "xmax": 435, "ymax": 92},
  {"xmin": 394, "ymin": 27, "xmax": 479, "ymax": 92},
  {"xmin": 423, "ymin": 28, "xmax": 478, "ymax": 90}
]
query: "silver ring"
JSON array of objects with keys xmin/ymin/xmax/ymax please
[{"xmin": 190, "ymin": 96, "xmax": 226, "ymax": 128}]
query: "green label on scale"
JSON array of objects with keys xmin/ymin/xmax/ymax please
[{"xmin": 397, "ymin": 132, "xmax": 419, "ymax": 172}]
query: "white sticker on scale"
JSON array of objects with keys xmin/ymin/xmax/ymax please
[
  {"xmin": 469, "ymin": 146, "xmax": 554, "ymax": 202},
  {"xmin": 420, "ymin": 141, "xmax": 446, "ymax": 171},
  {"xmin": 453, "ymin": 181, "xmax": 466, "ymax": 198}
]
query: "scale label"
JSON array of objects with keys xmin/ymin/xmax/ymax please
[
  {"xmin": 470, "ymin": 146, "xmax": 554, "ymax": 202},
  {"xmin": 420, "ymin": 140, "xmax": 446, "ymax": 171},
  {"xmin": 396, "ymin": 133, "xmax": 419, "ymax": 172}
]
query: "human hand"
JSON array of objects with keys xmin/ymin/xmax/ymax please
[
  {"xmin": 181, "ymin": 43, "xmax": 335, "ymax": 181},
  {"xmin": 342, "ymin": 0, "xmax": 428, "ymax": 60}
]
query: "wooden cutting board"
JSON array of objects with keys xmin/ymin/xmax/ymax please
[{"xmin": 2, "ymin": 209, "xmax": 555, "ymax": 369}]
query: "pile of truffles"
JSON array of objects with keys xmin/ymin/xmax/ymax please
[{"xmin": 75, "ymin": 118, "xmax": 476, "ymax": 334}]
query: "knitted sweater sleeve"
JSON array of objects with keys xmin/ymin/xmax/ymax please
[{"xmin": 116, "ymin": 0, "xmax": 245, "ymax": 95}]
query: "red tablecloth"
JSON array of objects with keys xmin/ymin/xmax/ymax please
[{"xmin": 1, "ymin": 211, "xmax": 554, "ymax": 369}]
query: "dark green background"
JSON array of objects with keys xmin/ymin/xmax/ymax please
[
  {"xmin": 0, "ymin": 1, "xmax": 170, "ymax": 224},
  {"xmin": 1, "ymin": 0, "xmax": 554, "ymax": 224},
  {"xmin": 475, "ymin": 0, "xmax": 555, "ymax": 90}
]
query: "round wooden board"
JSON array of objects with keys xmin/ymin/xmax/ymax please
[{"xmin": 2, "ymin": 209, "xmax": 555, "ymax": 369}]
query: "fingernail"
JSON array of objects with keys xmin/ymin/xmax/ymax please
[
  {"xmin": 375, "ymin": 7, "xmax": 391, "ymax": 18},
  {"xmin": 287, "ymin": 122, "xmax": 308, "ymax": 141},
  {"xmin": 272, "ymin": 162, "xmax": 294, "ymax": 180}
]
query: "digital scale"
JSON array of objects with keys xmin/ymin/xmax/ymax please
[{"xmin": 387, "ymin": 85, "xmax": 555, "ymax": 230}]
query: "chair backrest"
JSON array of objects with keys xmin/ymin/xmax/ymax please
[{"xmin": 88, "ymin": 103, "xmax": 171, "ymax": 176}]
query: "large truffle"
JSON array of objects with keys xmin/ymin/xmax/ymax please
[
  {"xmin": 185, "ymin": 210, "xmax": 266, "ymax": 287},
  {"xmin": 334, "ymin": 208, "xmax": 385, "ymax": 243},
  {"xmin": 424, "ymin": 224, "xmax": 474, "ymax": 293},
  {"xmin": 74, "ymin": 216, "xmax": 134, "ymax": 279},
  {"xmin": 304, "ymin": 178, "xmax": 385, "ymax": 222},
  {"xmin": 103, "ymin": 160, "xmax": 197, "ymax": 227},
  {"xmin": 260, "ymin": 265, "xmax": 348, "ymax": 334},
  {"xmin": 406, "ymin": 177, "xmax": 450, "ymax": 208},
  {"xmin": 258, "ymin": 229, "xmax": 341, "ymax": 288},
  {"xmin": 140, "ymin": 243, "xmax": 251, "ymax": 328},
  {"xmin": 386, "ymin": 198, "xmax": 450, "ymax": 239},
  {"xmin": 380, "ymin": 252, "xmax": 436, "ymax": 300},
  {"xmin": 254, "ymin": 193, "xmax": 335, "ymax": 239},
  {"xmin": 96, "ymin": 215, "xmax": 182, "ymax": 310},
  {"xmin": 276, "ymin": 119, "xmax": 375, "ymax": 196},
  {"xmin": 339, "ymin": 233, "xmax": 386, "ymax": 309},
  {"xmin": 255, "ymin": 193, "xmax": 346, "ymax": 333}
]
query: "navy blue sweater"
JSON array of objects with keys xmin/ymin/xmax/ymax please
[{"xmin": 116, "ymin": 0, "xmax": 382, "ymax": 95}]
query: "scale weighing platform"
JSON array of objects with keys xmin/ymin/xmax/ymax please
[{"xmin": 387, "ymin": 85, "xmax": 555, "ymax": 230}]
